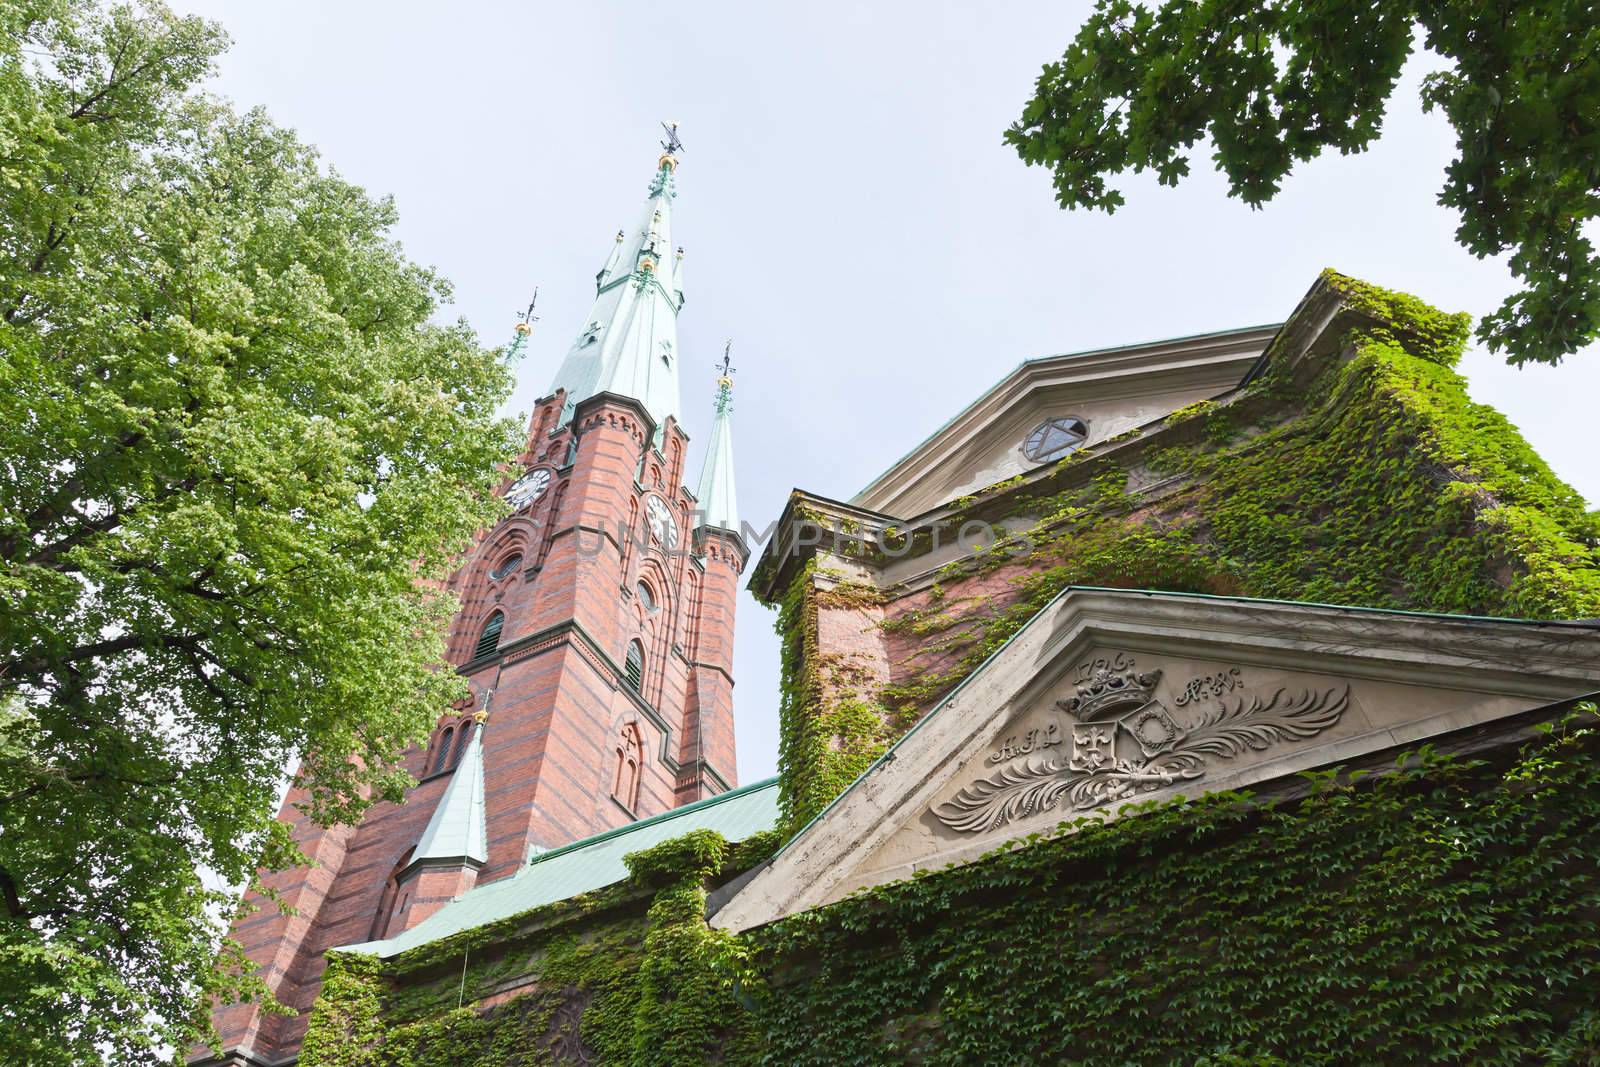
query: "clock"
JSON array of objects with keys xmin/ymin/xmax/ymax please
[
  {"xmin": 505, "ymin": 467, "xmax": 551, "ymax": 509},
  {"xmin": 645, "ymin": 494, "xmax": 678, "ymax": 549}
]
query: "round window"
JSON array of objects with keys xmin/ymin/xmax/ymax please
[
  {"xmin": 1022, "ymin": 416, "xmax": 1089, "ymax": 463},
  {"xmin": 490, "ymin": 554, "xmax": 522, "ymax": 580}
]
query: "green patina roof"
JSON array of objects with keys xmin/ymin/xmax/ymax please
[
  {"xmin": 694, "ymin": 374, "xmax": 739, "ymax": 536},
  {"xmin": 340, "ymin": 776, "xmax": 780, "ymax": 957},
  {"xmin": 547, "ymin": 151, "xmax": 687, "ymax": 433},
  {"xmin": 408, "ymin": 721, "xmax": 487, "ymax": 868}
]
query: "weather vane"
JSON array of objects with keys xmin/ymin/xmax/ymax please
[
  {"xmin": 717, "ymin": 339, "xmax": 735, "ymax": 380},
  {"xmin": 513, "ymin": 288, "xmax": 540, "ymax": 336},
  {"xmin": 660, "ymin": 120, "xmax": 684, "ymax": 155}
]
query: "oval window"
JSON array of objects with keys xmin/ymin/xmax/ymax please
[
  {"xmin": 637, "ymin": 581, "xmax": 657, "ymax": 612},
  {"xmin": 490, "ymin": 554, "xmax": 522, "ymax": 580}
]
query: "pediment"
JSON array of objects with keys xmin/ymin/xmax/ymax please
[
  {"xmin": 712, "ymin": 590, "xmax": 1600, "ymax": 933},
  {"xmin": 851, "ymin": 326, "xmax": 1276, "ymax": 518}
]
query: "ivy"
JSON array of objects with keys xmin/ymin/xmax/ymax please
[
  {"xmin": 745, "ymin": 709, "xmax": 1600, "ymax": 1065},
  {"xmin": 772, "ymin": 564, "xmax": 902, "ymax": 832},
  {"xmin": 297, "ymin": 830, "xmax": 759, "ymax": 1067}
]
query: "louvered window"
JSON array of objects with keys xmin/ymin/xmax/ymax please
[
  {"xmin": 433, "ymin": 727, "xmax": 454, "ymax": 773},
  {"xmin": 475, "ymin": 612, "xmax": 504, "ymax": 659},
  {"xmin": 451, "ymin": 722, "xmax": 471, "ymax": 767},
  {"xmin": 624, "ymin": 640, "xmax": 644, "ymax": 691}
]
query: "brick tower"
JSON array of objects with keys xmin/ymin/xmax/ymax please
[{"xmin": 198, "ymin": 136, "xmax": 747, "ymax": 1066}]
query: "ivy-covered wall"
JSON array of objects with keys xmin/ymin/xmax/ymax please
[
  {"xmin": 764, "ymin": 271, "xmax": 1600, "ymax": 832},
  {"xmin": 296, "ymin": 828, "xmax": 778, "ymax": 1067},
  {"xmin": 297, "ymin": 710, "xmax": 1600, "ymax": 1065},
  {"xmin": 744, "ymin": 709, "xmax": 1600, "ymax": 1066}
]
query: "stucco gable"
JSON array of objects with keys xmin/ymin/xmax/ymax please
[
  {"xmin": 851, "ymin": 325, "xmax": 1278, "ymax": 518},
  {"xmin": 711, "ymin": 589, "xmax": 1600, "ymax": 933}
]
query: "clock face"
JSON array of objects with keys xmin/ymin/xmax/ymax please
[
  {"xmin": 645, "ymin": 494, "xmax": 678, "ymax": 549},
  {"xmin": 505, "ymin": 467, "xmax": 551, "ymax": 509}
]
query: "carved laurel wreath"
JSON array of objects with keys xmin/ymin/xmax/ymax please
[{"xmin": 933, "ymin": 685, "xmax": 1350, "ymax": 834}]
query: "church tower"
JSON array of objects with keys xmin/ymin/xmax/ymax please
[{"xmin": 198, "ymin": 135, "xmax": 746, "ymax": 1066}]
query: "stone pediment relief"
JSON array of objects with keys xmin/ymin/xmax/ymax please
[
  {"xmin": 710, "ymin": 590, "xmax": 1600, "ymax": 935},
  {"xmin": 933, "ymin": 655, "xmax": 1349, "ymax": 834}
]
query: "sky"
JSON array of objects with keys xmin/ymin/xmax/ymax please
[{"xmin": 172, "ymin": 0, "xmax": 1599, "ymax": 784}]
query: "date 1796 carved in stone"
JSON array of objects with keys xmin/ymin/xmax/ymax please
[{"xmin": 933, "ymin": 656, "xmax": 1350, "ymax": 834}]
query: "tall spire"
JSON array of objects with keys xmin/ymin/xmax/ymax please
[
  {"xmin": 410, "ymin": 715, "xmax": 488, "ymax": 868},
  {"xmin": 547, "ymin": 129, "xmax": 687, "ymax": 434},
  {"xmin": 694, "ymin": 345, "xmax": 740, "ymax": 538}
]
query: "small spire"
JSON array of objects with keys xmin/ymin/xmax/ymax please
[
  {"xmin": 410, "ymin": 717, "xmax": 488, "ymax": 868},
  {"xmin": 695, "ymin": 345, "xmax": 740, "ymax": 539}
]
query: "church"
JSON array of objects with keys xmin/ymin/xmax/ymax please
[{"xmin": 199, "ymin": 139, "xmax": 1600, "ymax": 1066}]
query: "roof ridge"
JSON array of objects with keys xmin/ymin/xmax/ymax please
[{"xmin": 524, "ymin": 776, "xmax": 780, "ymax": 869}]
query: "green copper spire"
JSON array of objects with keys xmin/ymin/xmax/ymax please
[
  {"xmin": 547, "ymin": 136, "xmax": 687, "ymax": 433},
  {"xmin": 694, "ymin": 345, "xmax": 740, "ymax": 538},
  {"xmin": 411, "ymin": 717, "xmax": 488, "ymax": 868}
]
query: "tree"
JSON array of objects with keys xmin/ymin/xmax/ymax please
[
  {"xmin": 1007, "ymin": 0, "xmax": 1600, "ymax": 367},
  {"xmin": 0, "ymin": 2, "xmax": 520, "ymax": 1060}
]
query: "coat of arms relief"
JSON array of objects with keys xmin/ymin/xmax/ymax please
[{"xmin": 931, "ymin": 653, "xmax": 1350, "ymax": 834}]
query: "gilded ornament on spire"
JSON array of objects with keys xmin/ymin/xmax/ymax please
[{"xmin": 714, "ymin": 341, "xmax": 736, "ymax": 414}]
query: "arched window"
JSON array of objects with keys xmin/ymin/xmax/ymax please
[
  {"xmin": 613, "ymin": 723, "xmax": 642, "ymax": 811},
  {"xmin": 433, "ymin": 727, "xmax": 454, "ymax": 773},
  {"xmin": 451, "ymin": 721, "xmax": 471, "ymax": 767},
  {"xmin": 367, "ymin": 849, "xmax": 413, "ymax": 941},
  {"xmin": 624, "ymin": 640, "xmax": 644, "ymax": 691},
  {"xmin": 474, "ymin": 611, "xmax": 504, "ymax": 659}
]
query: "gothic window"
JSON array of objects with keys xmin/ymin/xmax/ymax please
[
  {"xmin": 367, "ymin": 849, "xmax": 413, "ymax": 941},
  {"xmin": 475, "ymin": 611, "xmax": 504, "ymax": 659},
  {"xmin": 613, "ymin": 723, "xmax": 642, "ymax": 811},
  {"xmin": 681, "ymin": 571, "xmax": 700, "ymax": 651},
  {"xmin": 490, "ymin": 553, "xmax": 522, "ymax": 580},
  {"xmin": 624, "ymin": 640, "xmax": 644, "ymax": 691},
  {"xmin": 1022, "ymin": 416, "xmax": 1089, "ymax": 463},
  {"xmin": 433, "ymin": 727, "xmax": 454, "ymax": 774},
  {"xmin": 451, "ymin": 721, "xmax": 471, "ymax": 767}
]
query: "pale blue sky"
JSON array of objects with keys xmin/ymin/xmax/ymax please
[{"xmin": 174, "ymin": 1, "xmax": 1599, "ymax": 782}]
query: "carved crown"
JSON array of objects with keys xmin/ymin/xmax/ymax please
[{"xmin": 1057, "ymin": 656, "xmax": 1162, "ymax": 720}]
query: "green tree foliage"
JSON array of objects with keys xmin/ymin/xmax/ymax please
[
  {"xmin": 0, "ymin": 1, "xmax": 519, "ymax": 1059},
  {"xmin": 1007, "ymin": 0, "xmax": 1600, "ymax": 367}
]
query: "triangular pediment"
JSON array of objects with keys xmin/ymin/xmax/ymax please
[
  {"xmin": 712, "ymin": 590, "xmax": 1600, "ymax": 933},
  {"xmin": 851, "ymin": 326, "xmax": 1276, "ymax": 518}
]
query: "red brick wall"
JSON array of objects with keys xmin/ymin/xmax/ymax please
[{"xmin": 199, "ymin": 390, "xmax": 739, "ymax": 1064}]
